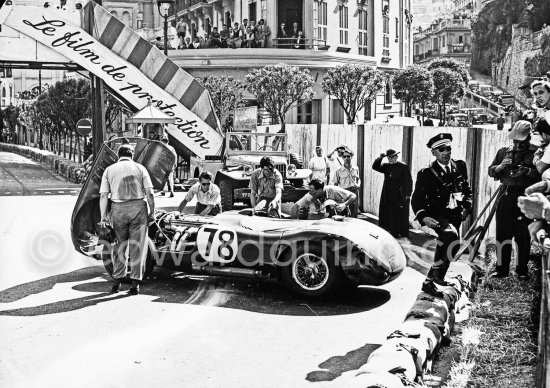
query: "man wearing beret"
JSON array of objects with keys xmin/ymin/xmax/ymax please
[
  {"xmin": 488, "ymin": 120, "xmax": 539, "ymax": 280},
  {"xmin": 411, "ymin": 133, "xmax": 473, "ymax": 297}
]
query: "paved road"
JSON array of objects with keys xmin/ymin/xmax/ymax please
[
  {"xmin": 0, "ymin": 152, "xmax": 82, "ymax": 196},
  {"xmin": 0, "ymin": 152, "xmax": 434, "ymax": 388}
]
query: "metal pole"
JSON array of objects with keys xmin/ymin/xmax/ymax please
[
  {"xmin": 88, "ymin": 0, "xmax": 105, "ymax": 159},
  {"xmin": 163, "ymin": 14, "xmax": 168, "ymax": 56}
]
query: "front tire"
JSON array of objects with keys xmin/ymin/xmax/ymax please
[{"xmin": 281, "ymin": 244, "xmax": 342, "ymax": 298}]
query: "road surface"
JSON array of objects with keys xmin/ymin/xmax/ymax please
[{"xmin": 0, "ymin": 151, "xmax": 435, "ymax": 388}]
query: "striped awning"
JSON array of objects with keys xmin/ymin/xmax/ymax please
[{"xmin": 82, "ymin": 1, "xmax": 221, "ymax": 135}]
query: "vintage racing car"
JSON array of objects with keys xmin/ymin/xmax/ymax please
[{"xmin": 71, "ymin": 138, "xmax": 406, "ymax": 297}]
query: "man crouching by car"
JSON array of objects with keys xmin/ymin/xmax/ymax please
[
  {"xmin": 291, "ymin": 178, "xmax": 356, "ymax": 219},
  {"xmin": 99, "ymin": 144, "xmax": 155, "ymax": 295}
]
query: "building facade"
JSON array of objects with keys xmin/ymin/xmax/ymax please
[
  {"xmin": 128, "ymin": 0, "xmax": 413, "ymax": 125},
  {"xmin": 413, "ymin": 18, "xmax": 471, "ymax": 69}
]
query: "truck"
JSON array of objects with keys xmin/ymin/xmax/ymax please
[{"xmin": 189, "ymin": 130, "xmax": 311, "ymax": 211}]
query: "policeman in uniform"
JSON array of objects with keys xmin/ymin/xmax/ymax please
[
  {"xmin": 411, "ymin": 133, "xmax": 473, "ymax": 297},
  {"xmin": 488, "ymin": 120, "xmax": 539, "ymax": 279}
]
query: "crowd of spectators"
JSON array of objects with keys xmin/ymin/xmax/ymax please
[{"xmin": 166, "ymin": 17, "xmax": 307, "ymax": 50}]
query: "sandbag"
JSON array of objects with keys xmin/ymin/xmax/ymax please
[{"xmin": 359, "ymin": 342, "xmax": 417, "ymax": 382}]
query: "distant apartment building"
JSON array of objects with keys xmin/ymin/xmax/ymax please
[
  {"xmin": 413, "ymin": 18, "xmax": 472, "ymax": 68},
  {"xmin": 412, "ymin": 0, "xmax": 453, "ymax": 30}
]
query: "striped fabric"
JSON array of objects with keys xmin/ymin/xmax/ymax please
[{"xmin": 83, "ymin": 2, "xmax": 221, "ymax": 134}]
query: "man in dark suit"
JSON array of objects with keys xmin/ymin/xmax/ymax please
[{"xmin": 411, "ymin": 133, "xmax": 473, "ymax": 297}]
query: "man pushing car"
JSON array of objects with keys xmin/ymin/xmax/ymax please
[{"xmin": 291, "ymin": 178, "xmax": 357, "ymax": 219}]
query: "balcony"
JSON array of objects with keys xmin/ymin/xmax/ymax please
[
  {"xmin": 449, "ymin": 44, "xmax": 471, "ymax": 54},
  {"xmin": 168, "ymin": 47, "xmax": 377, "ymax": 70}
]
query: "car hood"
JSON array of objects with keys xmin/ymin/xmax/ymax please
[{"xmin": 70, "ymin": 138, "xmax": 176, "ymax": 254}]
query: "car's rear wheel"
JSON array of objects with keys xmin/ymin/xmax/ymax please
[
  {"xmin": 100, "ymin": 238, "xmax": 157, "ymax": 281},
  {"xmin": 281, "ymin": 244, "xmax": 342, "ymax": 298}
]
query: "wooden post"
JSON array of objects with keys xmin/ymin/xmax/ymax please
[{"xmin": 357, "ymin": 124, "xmax": 365, "ymax": 212}]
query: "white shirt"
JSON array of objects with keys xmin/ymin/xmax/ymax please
[
  {"xmin": 185, "ymin": 182, "xmax": 221, "ymax": 206},
  {"xmin": 308, "ymin": 156, "xmax": 328, "ymax": 181}
]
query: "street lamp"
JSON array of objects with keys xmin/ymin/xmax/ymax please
[{"xmin": 157, "ymin": 0, "xmax": 174, "ymax": 56}]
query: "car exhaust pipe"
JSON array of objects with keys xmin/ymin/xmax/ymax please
[{"xmin": 191, "ymin": 265, "xmax": 269, "ymax": 279}]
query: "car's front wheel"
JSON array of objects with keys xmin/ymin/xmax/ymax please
[{"xmin": 281, "ymin": 244, "xmax": 342, "ymax": 298}]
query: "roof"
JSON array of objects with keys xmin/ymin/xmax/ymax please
[{"xmin": 125, "ymin": 102, "xmax": 177, "ymax": 124}]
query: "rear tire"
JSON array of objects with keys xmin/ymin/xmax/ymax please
[
  {"xmin": 281, "ymin": 243, "xmax": 342, "ymax": 298},
  {"xmin": 219, "ymin": 179, "xmax": 234, "ymax": 211}
]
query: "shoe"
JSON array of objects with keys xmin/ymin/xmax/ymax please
[
  {"xmin": 421, "ymin": 281, "xmax": 444, "ymax": 298},
  {"xmin": 169, "ymin": 193, "xmax": 174, "ymax": 198},
  {"xmin": 110, "ymin": 283, "xmax": 121, "ymax": 293},
  {"xmin": 129, "ymin": 286, "xmax": 139, "ymax": 295},
  {"xmin": 432, "ymin": 278, "xmax": 454, "ymax": 287},
  {"xmin": 159, "ymin": 191, "xmax": 166, "ymax": 196}
]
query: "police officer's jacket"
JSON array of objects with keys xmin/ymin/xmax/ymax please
[{"xmin": 411, "ymin": 159, "xmax": 473, "ymax": 225}]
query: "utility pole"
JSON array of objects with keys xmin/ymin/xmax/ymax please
[{"xmin": 87, "ymin": 0, "xmax": 106, "ymax": 159}]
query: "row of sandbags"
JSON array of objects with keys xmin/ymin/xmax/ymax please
[
  {"xmin": 0, "ymin": 143, "xmax": 83, "ymax": 183},
  {"xmin": 350, "ymin": 276, "xmax": 471, "ymax": 388}
]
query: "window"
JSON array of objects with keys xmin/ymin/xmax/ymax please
[
  {"xmin": 458, "ymin": 35, "xmax": 463, "ymax": 44},
  {"xmin": 384, "ymin": 80, "xmax": 392, "ymax": 105},
  {"xmin": 382, "ymin": 13, "xmax": 389, "ymax": 49},
  {"xmin": 260, "ymin": 0, "xmax": 267, "ymax": 20},
  {"xmin": 313, "ymin": 1, "xmax": 328, "ymax": 42},
  {"xmin": 298, "ymin": 101, "xmax": 313, "ymax": 124},
  {"xmin": 358, "ymin": 9, "xmax": 368, "ymax": 55},
  {"xmin": 442, "ymin": 35, "xmax": 445, "ymax": 47},
  {"xmin": 339, "ymin": 5, "xmax": 348, "ymax": 45}
]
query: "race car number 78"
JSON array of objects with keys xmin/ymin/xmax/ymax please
[{"xmin": 197, "ymin": 226, "xmax": 238, "ymax": 263}]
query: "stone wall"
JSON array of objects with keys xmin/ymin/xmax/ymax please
[{"xmin": 493, "ymin": 25, "xmax": 542, "ymax": 107}]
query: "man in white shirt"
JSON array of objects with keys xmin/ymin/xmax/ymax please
[
  {"xmin": 308, "ymin": 146, "xmax": 330, "ymax": 183},
  {"xmin": 178, "ymin": 171, "xmax": 222, "ymax": 215},
  {"xmin": 334, "ymin": 150, "xmax": 361, "ymax": 217},
  {"xmin": 291, "ymin": 178, "xmax": 356, "ymax": 219}
]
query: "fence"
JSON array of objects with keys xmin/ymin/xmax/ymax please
[{"xmin": 284, "ymin": 123, "xmax": 510, "ymax": 235}]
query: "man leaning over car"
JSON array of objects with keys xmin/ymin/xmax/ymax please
[
  {"xmin": 250, "ymin": 156, "xmax": 283, "ymax": 217},
  {"xmin": 291, "ymin": 178, "xmax": 356, "ymax": 219},
  {"xmin": 99, "ymin": 144, "xmax": 155, "ymax": 295}
]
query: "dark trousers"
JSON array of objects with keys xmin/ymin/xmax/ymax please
[
  {"xmin": 425, "ymin": 216, "xmax": 461, "ymax": 284},
  {"xmin": 195, "ymin": 202, "xmax": 222, "ymax": 216},
  {"xmin": 344, "ymin": 187, "xmax": 359, "ymax": 218},
  {"xmin": 495, "ymin": 188, "xmax": 530, "ymax": 277},
  {"xmin": 111, "ymin": 200, "xmax": 148, "ymax": 281}
]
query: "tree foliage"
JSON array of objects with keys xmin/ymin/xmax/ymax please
[
  {"xmin": 104, "ymin": 93, "xmax": 131, "ymax": 133},
  {"xmin": 428, "ymin": 58, "xmax": 469, "ymax": 86},
  {"xmin": 200, "ymin": 75, "xmax": 245, "ymax": 130},
  {"xmin": 322, "ymin": 64, "xmax": 385, "ymax": 124},
  {"xmin": 525, "ymin": 28, "xmax": 550, "ymax": 76},
  {"xmin": 431, "ymin": 68, "xmax": 465, "ymax": 121},
  {"xmin": 392, "ymin": 65, "xmax": 435, "ymax": 117},
  {"xmin": 245, "ymin": 63, "xmax": 314, "ymax": 131}
]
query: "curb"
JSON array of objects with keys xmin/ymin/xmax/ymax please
[
  {"xmin": 351, "ymin": 260, "xmax": 475, "ymax": 387},
  {"xmin": 0, "ymin": 143, "xmax": 82, "ymax": 183}
]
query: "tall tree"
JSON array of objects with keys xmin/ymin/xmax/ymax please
[
  {"xmin": 392, "ymin": 65, "xmax": 435, "ymax": 117},
  {"xmin": 322, "ymin": 64, "xmax": 385, "ymax": 124},
  {"xmin": 431, "ymin": 68, "xmax": 465, "ymax": 122},
  {"xmin": 428, "ymin": 58, "xmax": 469, "ymax": 94},
  {"xmin": 200, "ymin": 76, "xmax": 246, "ymax": 131},
  {"xmin": 245, "ymin": 63, "xmax": 314, "ymax": 132}
]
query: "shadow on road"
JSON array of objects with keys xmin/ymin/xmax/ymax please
[
  {"xmin": 305, "ymin": 343, "xmax": 381, "ymax": 382},
  {"xmin": 0, "ymin": 266, "xmax": 391, "ymax": 317}
]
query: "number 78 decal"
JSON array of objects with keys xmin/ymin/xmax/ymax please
[{"xmin": 196, "ymin": 226, "xmax": 239, "ymax": 263}]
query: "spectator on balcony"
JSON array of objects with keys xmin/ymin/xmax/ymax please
[
  {"xmin": 249, "ymin": 20, "xmax": 257, "ymax": 33},
  {"xmin": 154, "ymin": 37, "xmax": 163, "ymax": 50},
  {"xmin": 245, "ymin": 26, "xmax": 256, "ymax": 48},
  {"xmin": 220, "ymin": 24, "xmax": 230, "ymax": 48},
  {"xmin": 226, "ymin": 27, "xmax": 238, "ymax": 48},
  {"xmin": 290, "ymin": 22, "xmax": 300, "ymax": 39},
  {"xmin": 176, "ymin": 17, "xmax": 186, "ymax": 39},
  {"xmin": 293, "ymin": 31, "xmax": 306, "ymax": 49},
  {"xmin": 209, "ymin": 27, "xmax": 222, "ymax": 48},
  {"xmin": 277, "ymin": 22, "xmax": 289, "ymax": 47},
  {"xmin": 200, "ymin": 34, "xmax": 209, "ymax": 49},
  {"xmin": 189, "ymin": 37, "xmax": 200, "ymax": 49},
  {"xmin": 255, "ymin": 19, "xmax": 271, "ymax": 48},
  {"xmin": 240, "ymin": 19, "xmax": 249, "ymax": 37},
  {"xmin": 181, "ymin": 37, "xmax": 191, "ymax": 49}
]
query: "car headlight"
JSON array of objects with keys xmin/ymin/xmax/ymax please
[
  {"xmin": 287, "ymin": 164, "xmax": 296, "ymax": 176},
  {"xmin": 243, "ymin": 165, "xmax": 253, "ymax": 176}
]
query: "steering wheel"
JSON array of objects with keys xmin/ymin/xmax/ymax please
[{"xmin": 258, "ymin": 145, "xmax": 275, "ymax": 151}]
